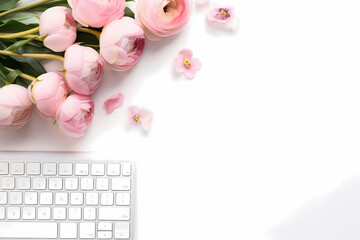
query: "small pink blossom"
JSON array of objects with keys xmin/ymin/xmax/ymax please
[
  {"xmin": 127, "ymin": 105, "xmax": 153, "ymax": 131},
  {"xmin": 196, "ymin": 0, "xmax": 209, "ymax": 7},
  {"xmin": 104, "ymin": 93, "xmax": 124, "ymax": 114},
  {"xmin": 207, "ymin": 7, "xmax": 238, "ymax": 30},
  {"xmin": 174, "ymin": 48, "xmax": 202, "ymax": 79}
]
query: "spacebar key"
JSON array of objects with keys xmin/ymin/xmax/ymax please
[{"xmin": 0, "ymin": 222, "xmax": 58, "ymax": 238}]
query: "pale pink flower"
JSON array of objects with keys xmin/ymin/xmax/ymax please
[
  {"xmin": 100, "ymin": 17, "xmax": 145, "ymax": 71},
  {"xmin": 196, "ymin": 0, "xmax": 209, "ymax": 7},
  {"xmin": 104, "ymin": 93, "xmax": 124, "ymax": 114},
  {"xmin": 207, "ymin": 7, "xmax": 238, "ymax": 30},
  {"xmin": 28, "ymin": 72, "xmax": 68, "ymax": 120},
  {"xmin": 174, "ymin": 48, "xmax": 201, "ymax": 79},
  {"xmin": 56, "ymin": 94, "xmax": 94, "ymax": 138},
  {"xmin": 136, "ymin": 0, "xmax": 192, "ymax": 41},
  {"xmin": 64, "ymin": 44, "xmax": 104, "ymax": 95},
  {"xmin": 39, "ymin": 7, "xmax": 77, "ymax": 52},
  {"xmin": 67, "ymin": 0, "xmax": 126, "ymax": 28},
  {"xmin": 128, "ymin": 105, "xmax": 153, "ymax": 131},
  {"xmin": 0, "ymin": 85, "xmax": 32, "ymax": 130}
]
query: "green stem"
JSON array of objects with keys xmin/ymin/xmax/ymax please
[
  {"xmin": 5, "ymin": 67, "xmax": 37, "ymax": 82},
  {"xmin": 18, "ymin": 34, "xmax": 44, "ymax": 42},
  {"xmin": 77, "ymin": 27, "xmax": 101, "ymax": 39},
  {"xmin": 0, "ymin": 50, "xmax": 64, "ymax": 62},
  {"xmin": 0, "ymin": 0, "xmax": 54, "ymax": 18},
  {"xmin": 0, "ymin": 27, "xmax": 40, "ymax": 39}
]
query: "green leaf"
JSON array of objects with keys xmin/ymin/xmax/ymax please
[
  {"xmin": 125, "ymin": 0, "xmax": 135, "ymax": 2},
  {"xmin": 5, "ymin": 38, "xmax": 35, "ymax": 52},
  {"xmin": 6, "ymin": 69, "xmax": 20, "ymax": 84},
  {"xmin": 0, "ymin": 0, "xmax": 19, "ymax": 11},
  {"xmin": 124, "ymin": 7, "xmax": 135, "ymax": 19},
  {"xmin": 25, "ymin": 0, "xmax": 70, "ymax": 12},
  {"xmin": 76, "ymin": 32, "xmax": 99, "ymax": 45},
  {"xmin": 0, "ymin": 19, "xmax": 38, "ymax": 33}
]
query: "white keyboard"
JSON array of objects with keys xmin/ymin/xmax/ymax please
[{"xmin": 0, "ymin": 159, "xmax": 135, "ymax": 240}]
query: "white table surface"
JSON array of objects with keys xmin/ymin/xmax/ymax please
[{"xmin": 1, "ymin": 0, "xmax": 360, "ymax": 239}]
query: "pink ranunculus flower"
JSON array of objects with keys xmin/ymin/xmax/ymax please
[
  {"xmin": 136, "ymin": 0, "xmax": 192, "ymax": 41},
  {"xmin": 39, "ymin": 7, "xmax": 77, "ymax": 52},
  {"xmin": 207, "ymin": 7, "xmax": 238, "ymax": 30},
  {"xmin": 174, "ymin": 48, "xmax": 201, "ymax": 79},
  {"xmin": 28, "ymin": 72, "xmax": 68, "ymax": 120},
  {"xmin": 64, "ymin": 44, "xmax": 104, "ymax": 95},
  {"xmin": 100, "ymin": 17, "xmax": 145, "ymax": 71},
  {"xmin": 0, "ymin": 85, "xmax": 32, "ymax": 130},
  {"xmin": 67, "ymin": 0, "xmax": 126, "ymax": 28},
  {"xmin": 56, "ymin": 94, "xmax": 94, "ymax": 138},
  {"xmin": 128, "ymin": 105, "xmax": 153, "ymax": 131}
]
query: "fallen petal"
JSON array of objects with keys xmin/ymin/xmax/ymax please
[{"xmin": 104, "ymin": 93, "xmax": 124, "ymax": 114}]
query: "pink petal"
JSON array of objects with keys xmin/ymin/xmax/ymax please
[
  {"xmin": 184, "ymin": 67, "xmax": 197, "ymax": 79},
  {"xmin": 104, "ymin": 93, "xmax": 124, "ymax": 114},
  {"xmin": 178, "ymin": 48, "xmax": 193, "ymax": 59},
  {"xmin": 174, "ymin": 56, "xmax": 186, "ymax": 73},
  {"xmin": 191, "ymin": 58, "xmax": 202, "ymax": 70}
]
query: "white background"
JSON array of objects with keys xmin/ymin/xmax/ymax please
[{"xmin": 1, "ymin": 0, "xmax": 360, "ymax": 239}]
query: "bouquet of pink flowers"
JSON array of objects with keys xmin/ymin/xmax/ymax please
[{"xmin": 0, "ymin": 0, "xmax": 191, "ymax": 137}]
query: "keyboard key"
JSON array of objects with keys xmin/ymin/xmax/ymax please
[
  {"xmin": 0, "ymin": 222, "xmax": 57, "ymax": 238},
  {"xmin": 68, "ymin": 207, "xmax": 82, "ymax": 220},
  {"xmin": 99, "ymin": 207, "xmax": 130, "ymax": 220},
  {"xmin": 86, "ymin": 192, "xmax": 99, "ymax": 205},
  {"xmin": 9, "ymin": 192, "xmax": 22, "ymax": 205},
  {"xmin": 2, "ymin": 177, "xmax": 15, "ymax": 189},
  {"xmin": 40, "ymin": 192, "xmax": 53, "ymax": 205},
  {"xmin": 71, "ymin": 192, "xmax": 84, "ymax": 205},
  {"xmin": 112, "ymin": 178, "xmax": 131, "ymax": 191},
  {"xmin": 43, "ymin": 163, "xmax": 57, "ymax": 175},
  {"xmin": 81, "ymin": 178, "xmax": 94, "ymax": 190},
  {"xmin": 91, "ymin": 163, "xmax": 105, "ymax": 176},
  {"xmin": 98, "ymin": 231, "xmax": 112, "ymax": 239},
  {"xmin": 59, "ymin": 163, "xmax": 73, "ymax": 176},
  {"xmin": 65, "ymin": 177, "xmax": 79, "ymax": 190},
  {"xmin": 38, "ymin": 207, "xmax": 51, "ymax": 220},
  {"xmin": 24, "ymin": 192, "xmax": 38, "ymax": 205},
  {"xmin": 80, "ymin": 222, "xmax": 96, "ymax": 239},
  {"xmin": 0, "ymin": 192, "xmax": 7, "ymax": 204},
  {"xmin": 0, "ymin": 207, "xmax": 5, "ymax": 219},
  {"xmin": 116, "ymin": 193, "xmax": 131, "ymax": 206},
  {"xmin": 75, "ymin": 163, "xmax": 89, "ymax": 176},
  {"xmin": 56, "ymin": 192, "xmax": 68, "ymax": 205},
  {"xmin": 7, "ymin": 207, "xmax": 20, "ymax": 219},
  {"xmin": 33, "ymin": 177, "xmax": 46, "ymax": 190},
  {"xmin": 27, "ymin": 162, "xmax": 41, "ymax": 175},
  {"xmin": 107, "ymin": 163, "xmax": 120, "ymax": 176},
  {"xmin": 84, "ymin": 207, "xmax": 96, "ymax": 220},
  {"xmin": 0, "ymin": 162, "xmax": 8, "ymax": 175},
  {"xmin": 23, "ymin": 207, "xmax": 36, "ymax": 220},
  {"xmin": 17, "ymin": 177, "xmax": 31, "ymax": 190},
  {"xmin": 122, "ymin": 163, "xmax": 132, "ymax": 176},
  {"xmin": 49, "ymin": 177, "xmax": 63, "ymax": 190},
  {"xmin": 96, "ymin": 178, "xmax": 109, "ymax": 190},
  {"xmin": 101, "ymin": 193, "xmax": 114, "ymax": 206},
  {"xmin": 53, "ymin": 207, "xmax": 66, "ymax": 220},
  {"xmin": 115, "ymin": 222, "xmax": 130, "ymax": 239},
  {"xmin": 60, "ymin": 222, "xmax": 77, "ymax": 239},
  {"xmin": 98, "ymin": 222, "xmax": 112, "ymax": 231},
  {"xmin": 10, "ymin": 162, "xmax": 24, "ymax": 175}
]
